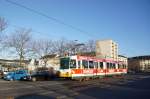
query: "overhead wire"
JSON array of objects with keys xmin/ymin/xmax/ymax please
[
  {"xmin": 8, "ymin": 23, "xmax": 58, "ymax": 39},
  {"xmin": 5, "ymin": 0, "xmax": 95, "ymax": 38}
]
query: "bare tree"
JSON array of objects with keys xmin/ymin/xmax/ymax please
[
  {"xmin": 0, "ymin": 17, "xmax": 7, "ymax": 33},
  {"xmin": 6, "ymin": 28, "xmax": 32, "ymax": 67},
  {"xmin": 32, "ymin": 39, "xmax": 54, "ymax": 57},
  {"xmin": 0, "ymin": 17, "xmax": 7, "ymax": 41},
  {"xmin": 86, "ymin": 40, "xmax": 96, "ymax": 52},
  {"xmin": 65, "ymin": 40, "xmax": 76, "ymax": 55},
  {"xmin": 32, "ymin": 39, "xmax": 54, "ymax": 67},
  {"xmin": 53, "ymin": 38, "xmax": 68, "ymax": 56},
  {"xmin": 53, "ymin": 39, "xmax": 95, "ymax": 56},
  {"xmin": 79, "ymin": 40, "xmax": 95, "ymax": 53}
]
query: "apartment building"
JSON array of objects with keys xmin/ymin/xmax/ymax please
[
  {"xmin": 128, "ymin": 55, "xmax": 150, "ymax": 72},
  {"xmin": 96, "ymin": 39, "xmax": 118, "ymax": 61}
]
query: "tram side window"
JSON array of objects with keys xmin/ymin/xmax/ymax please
[
  {"xmin": 113, "ymin": 63, "xmax": 116, "ymax": 69},
  {"xmin": 123, "ymin": 64, "xmax": 125, "ymax": 69},
  {"xmin": 78, "ymin": 61, "xmax": 81, "ymax": 69},
  {"xmin": 107, "ymin": 63, "xmax": 110, "ymax": 69},
  {"xmin": 94, "ymin": 62, "xmax": 98, "ymax": 69},
  {"xmin": 110, "ymin": 63, "xmax": 113, "ymax": 69},
  {"xmin": 110, "ymin": 63, "xmax": 115, "ymax": 69},
  {"xmin": 70, "ymin": 59, "xmax": 76, "ymax": 68},
  {"xmin": 89, "ymin": 61, "xmax": 94, "ymax": 68},
  {"xmin": 123, "ymin": 64, "xmax": 126, "ymax": 69},
  {"xmin": 118, "ymin": 64, "xmax": 120, "ymax": 69},
  {"xmin": 125, "ymin": 65, "xmax": 127, "ymax": 69},
  {"xmin": 121, "ymin": 64, "xmax": 124, "ymax": 69},
  {"xmin": 82, "ymin": 60, "xmax": 88, "ymax": 68},
  {"xmin": 118, "ymin": 64, "xmax": 123, "ymax": 69},
  {"xmin": 99, "ymin": 62, "xmax": 103, "ymax": 69}
]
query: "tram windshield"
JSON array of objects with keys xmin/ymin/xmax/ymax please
[{"xmin": 60, "ymin": 58, "xmax": 69, "ymax": 69}]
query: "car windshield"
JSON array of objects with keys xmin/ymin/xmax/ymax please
[
  {"xmin": 31, "ymin": 71, "xmax": 49, "ymax": 75},
  {"xmin": 7, "ymin": 72, "xmax": 13, "ymax": 75}
]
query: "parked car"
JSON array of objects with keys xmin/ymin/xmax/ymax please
[
  {"xmin": 3, "ymin": 71, "xmax": 9, "ymax": 75},
  {"xmin": 4, "ymin": 70, "xmax": 30, "ymax": 81},
  {"xmin": 30, "ymin": 70, "xmax": 55, "ymax": 81}
]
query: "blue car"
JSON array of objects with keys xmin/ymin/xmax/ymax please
[{"xmin": 4, "ymin": 70, "xmax": 30, "ymax": 81}]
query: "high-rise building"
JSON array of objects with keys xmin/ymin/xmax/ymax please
[{"xmin": 96, "ymin": 39, "xmax": 118, "ymax": 61}]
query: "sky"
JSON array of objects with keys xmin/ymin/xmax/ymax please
[{"xmin": 0, "ymin": 0, "xmax": 150, "ymax": 58}]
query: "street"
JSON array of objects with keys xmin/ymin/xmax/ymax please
[{"xmin": 0, "ymin": 74, "xmax": 150, "ymax": 99}]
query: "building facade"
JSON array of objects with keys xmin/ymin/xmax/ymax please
[
  {"xmin": 27, "ymin": 55, "xmax": 60, "ymax": 71},
  {"xmin": 0, "ymin": 59, "xmax": 29, "ymax": 71},
  {"xmin": 118, "ymin": 55, "xmax": 128, "ymax": 67},
  {"xmin": 39, "ymin": 54, "xmax": 60, "ymax": 71},
  {"xmin": 128, "ymin": 55, "xmax": 150, "ymax": 72},
  {"xmin": 96, "ymin": 39, "xmax": 118, "ymax": 61}
]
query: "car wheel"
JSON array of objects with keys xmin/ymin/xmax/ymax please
[{"xmin": 32, "ymin": 77, "xmax": 36, "ymax": 82}]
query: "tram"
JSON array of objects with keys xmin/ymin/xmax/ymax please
[{"xmin": 59, "ymin": 55, "xmax": 127, "ymax": 80}]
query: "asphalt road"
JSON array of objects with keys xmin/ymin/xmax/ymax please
[
  {"xmin": 79, "ymin": 75, "xmax": 150, "ymax": 99},
  {"xmin": 0, "ymin": 74, "xmax": 150, "ymax": 99}
]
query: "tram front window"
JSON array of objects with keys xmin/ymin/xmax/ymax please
[{"xmin": 60, "ymin": 58, "xmax": 69, "ymax": 69}]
